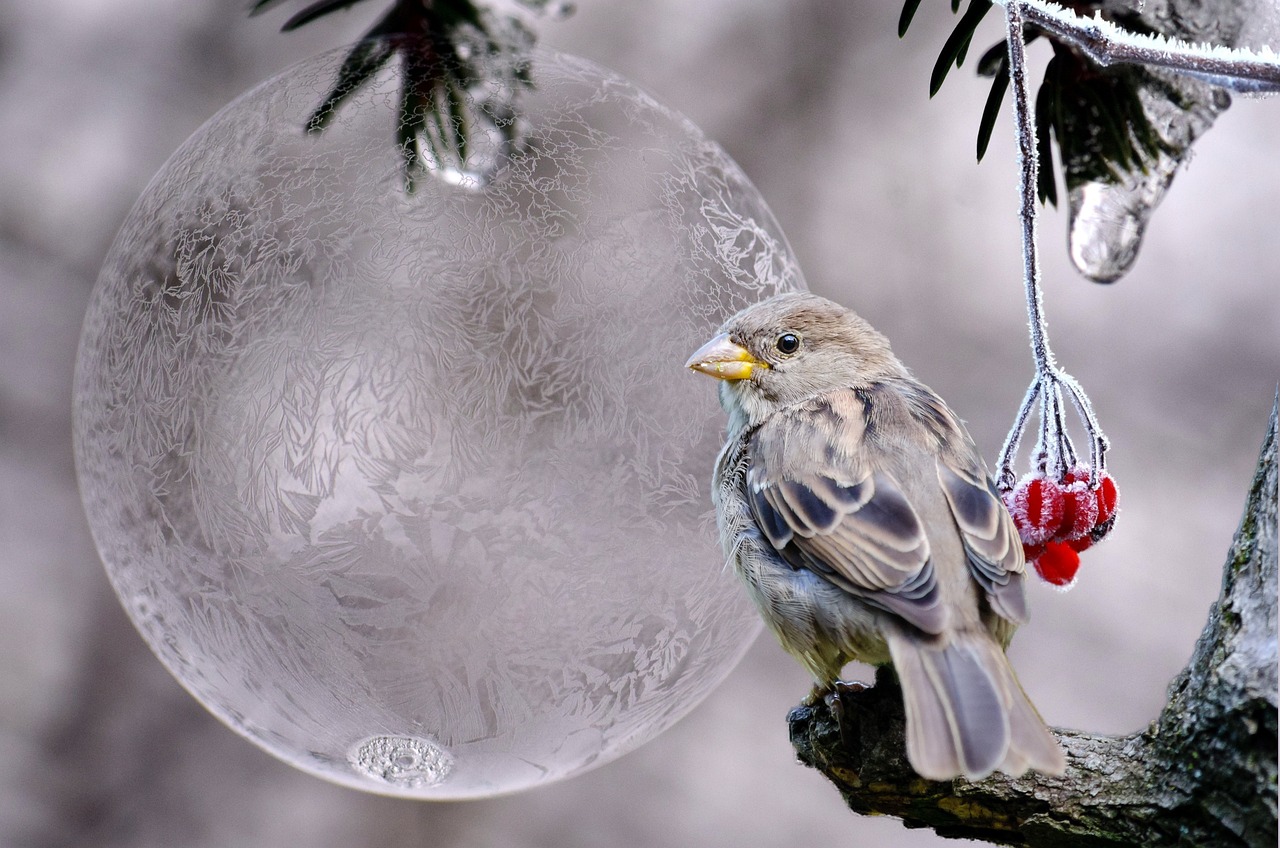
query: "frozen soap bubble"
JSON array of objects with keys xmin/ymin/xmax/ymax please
[{"xmin": 73, "ymin": 43, "xmax": 804, "ymax": 798}]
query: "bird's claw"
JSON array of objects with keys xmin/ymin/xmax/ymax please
[
  {"xmin": 825, "ymin": 678, "xmax": 868, "ymax": 712},
  {"xmin": 823, "ymin": 679, "xmax": 869, "ymax": 750}
]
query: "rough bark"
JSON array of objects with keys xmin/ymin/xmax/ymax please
[{"xmin": 789, "ymin": 397, "xmax": 1278, "ymax": 847}]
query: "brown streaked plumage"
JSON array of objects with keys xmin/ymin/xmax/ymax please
[{"xmin": 687, "ymin": 292, "xmax": 1064, "ymax": 781}]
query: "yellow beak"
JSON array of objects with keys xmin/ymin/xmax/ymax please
[{"xmin": 685, "ymin": 333, "xmax": 766, "ymax": 381}]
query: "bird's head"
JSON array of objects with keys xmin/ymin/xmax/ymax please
[{"xmin": 685, "ymin": 292, "xmax": 906, "ymax": 429}]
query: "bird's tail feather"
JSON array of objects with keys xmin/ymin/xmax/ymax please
[{"xmin": 887, "ymin": 630, "xmax": 1065, "ymax": 781}]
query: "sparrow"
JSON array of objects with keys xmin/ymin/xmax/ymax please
[{"xmin": 686, "ymin": 291, "xmax": 1065, "ymax": 781}]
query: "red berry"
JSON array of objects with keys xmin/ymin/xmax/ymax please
[
  {"xmin": 1066, "ymin": 534, "xmax": 1094, "ymax": 553},
  {"xmin": 1095, "ymin": 473, "xmax": 1118, "ymax": 522},
  {"xmin": 1066, "ymin": 467, "xmax": 1119, "ymax": 544},
  {"xmin": 1005, "ymin": 475, "xmax": 1066, "ymax": 546},
  {"xmin": 1007, "ymin": 465, "xmax": 1118, "ymax": 587},
  {"xmin": 1031, "ymin": 540, "xmax": 1080, "ymax": 588},
  {"xmin": 1059, "ymin": 466, "xmax": 1099, "ymax": 541},
  {"xmin": 1089, "ymin": 472, "xmax": 1119, "ymax": 543}
]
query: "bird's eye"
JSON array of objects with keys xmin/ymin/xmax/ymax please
[{"xmin": 775, "ymin": 333, "xmax": 800, "ymax": 355}]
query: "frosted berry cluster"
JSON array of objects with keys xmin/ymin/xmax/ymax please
[{"xmin": 1003, "ymin": 467, "xmax": 1118, "ymax": 588}]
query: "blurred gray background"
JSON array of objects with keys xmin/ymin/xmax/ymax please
[{"xmin": 1, "ymin": 1, "xmax": 1275, "ymax": 846}]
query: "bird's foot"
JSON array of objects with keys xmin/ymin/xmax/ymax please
[
  {"xmin": 821, "ymin": 680, "xmax": 869, "ymax": 749},
  {"xmin": 824, "ymin": 679, "xmax": 868, "ymax": 715}
]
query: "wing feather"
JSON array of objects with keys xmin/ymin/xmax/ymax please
[
  {"xmin": 937, "ymin": 457, "xmax": 1028, "ymax": 625},
  {"xmin": 746, "ymin": 391, "xmax": 944, "ymax": 635},
  {"xmin": 775, "ymin": 478, "xmax": 841, "ymax": 534}
]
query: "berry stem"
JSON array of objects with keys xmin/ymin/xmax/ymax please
[
  {"xmin": 1005, "ymin": 0, "xmax": 1053, "ymax": 378},
  {"xmin": 997, "ymin": 0, "xmax": 1110, "ymax": 490}
]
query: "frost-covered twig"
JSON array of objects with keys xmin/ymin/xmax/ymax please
[
  {"xmin": 996, "ymin": 0, "xmax": 1109, "ymax": 492},
  {"xmin": 991, "ymin": 0, "xmax": 1280, "ymax": 93}
]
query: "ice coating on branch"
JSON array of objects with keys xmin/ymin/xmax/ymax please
[
  {"xmin": 73, "ymin": 44, "xmax": 802, "ymax": 799},
  {"xmin": 1000, "ymin": 0, "xmax": 1274, "ymax": 280},
  {"xmin": 1002, "ymin": 0, "xmax": 1280, "ymax": 90},
  {"xmin": 1062, "ymin": 0, "xmax": 1256, "ymax": 281},
  {"xmin": 1066, "ymin": 72, "xmax": 1229, "ymax": 282}
]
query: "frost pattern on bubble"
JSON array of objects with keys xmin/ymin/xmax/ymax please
[
  {"xmin": 74, "ymin": 45, "xmax": 803, "ymax": 799},
  {"xmin": 1068, "ymin": 0, "xmax": 1244, "ymax": 282}
]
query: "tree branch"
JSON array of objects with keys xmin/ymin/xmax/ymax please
[
  {"xmin": 996, "ymin": 0, "xmax": 1280, "ymax": 93},
  {"xmin": 789, "ymin": 395, "xmax": 1278, "ymax": 847}
]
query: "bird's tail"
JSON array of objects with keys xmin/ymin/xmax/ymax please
[{"xmin": 886, "ymin": 628, "xmax": 1066, "ymax": 781}]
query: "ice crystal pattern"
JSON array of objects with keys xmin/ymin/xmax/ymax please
[{"xmin": 73, "ymin": 45, "xmax": 803, "ymax": 798}]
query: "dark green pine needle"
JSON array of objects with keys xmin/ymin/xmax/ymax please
[
  {"xmin": 929, "ymin": 0, "xmax": 992, "ymax": 97},
  {"xmin": 281, "ymin": 0, "xmax": 369, "ymax": 31},
  {"xmin": 252, "ymin": 0, "xmax": 535, "ymax": 192},
  {"xmin": 898, "ymin": 0, "xmax": 925, "ymax": 37},
  {"xmin": 905, "ymin": 0, "xmax": 1187, "ymax": 211},
  {"xmin": 305, "ymin": 37, "xmax": 396, "ymax": 132},
  {"xmin": 976, "ymin": 60, "xmax": 1008, "ymax": 161},
  {"xmin": 248, "ymin": 0, "xmax": 291, "ymax": 15},
  {"xmin": 1034, "ymin": 81, "xmax": 1057, "ymax": 206}
]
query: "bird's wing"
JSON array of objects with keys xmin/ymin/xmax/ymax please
[
  {"xmin": 885, "ymin": 379, "xmax": 1024, "ymax": 630},
  {"xmin": 893, "ymin": 379, "xmax": 1028, "ymax": 627},
  {"xmin": 745, "ymin": 390, "xmax": 945, "ymax": 634},
  {"xmin": 936, "ymin": 456, "xmax": 1028, "ymax": 626}
]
